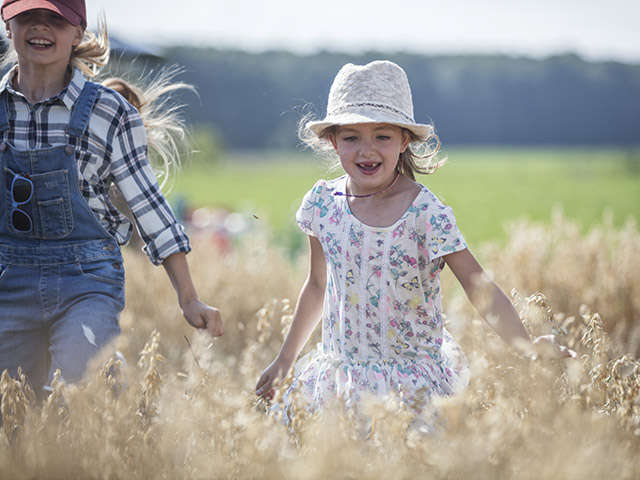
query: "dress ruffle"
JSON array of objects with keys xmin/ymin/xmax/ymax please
[{"xmin": 279, "ymin": 328, "xmax": 469, "ymax": 414}]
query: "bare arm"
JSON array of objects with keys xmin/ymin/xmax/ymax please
[
  {"xmin": 162, "ymin": 252, "xmax": 223, "ymax": 337},
  {"xmin": 445, "ymin": 249, "xmax": 532, "ymax": 351},
  {"xmin": 256, "ymin": 235, "xmax": 326, "ymax": 397}
]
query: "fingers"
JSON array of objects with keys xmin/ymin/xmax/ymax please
[
  {"xmin": 262, "ymin": 388, "xmax": 275, "ymax": 400},
  {"xmin": 186, "ymin": 303, "xmax": 223, "ymax": 337},
  {"xmin": 256, "ymin": 368, "xmax": 280, "ymax": 400},
  {"xmin": 256, "ymin": 373, "xmax": 272, "ymax": 397},
  {"xmin": 205, "ymin": 309, "xmax": 224, "ymax": 337}
]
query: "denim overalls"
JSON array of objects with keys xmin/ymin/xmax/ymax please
[{"xmin": 0, "ymin": 82, "xmax": 124, "ymax": 398}]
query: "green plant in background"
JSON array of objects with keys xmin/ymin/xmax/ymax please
[{"xmin": 169, "ymin": 147, "xmax": 640, "ymax": 252}]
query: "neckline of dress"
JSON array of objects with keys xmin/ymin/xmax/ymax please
[{"xmin": 338, "ymin": 175, "xmax": 425, "ymax": 231}]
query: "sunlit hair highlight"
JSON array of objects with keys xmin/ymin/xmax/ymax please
[
  {"xmin": 100, "ymin": 72, "xmax": 195, "ymax": 190},
  {"xmin": 62, "ymin": 13, "xmax": 108, "ymax": 77}
]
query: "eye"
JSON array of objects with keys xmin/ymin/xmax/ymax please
[
  {"xmin": 16, "ymin": 11, "xmax": 35, "ymax": 20},
  {"xmin": 342, "ymin": 135, "xmax": 358, "ymax": 142},
  {"xmin": 47, "ymin": 12, "xmax": 66, "ymax": 22},
  {"xmin": 376, "ymin": 135, "xmax": 391, "ymax": 140}
]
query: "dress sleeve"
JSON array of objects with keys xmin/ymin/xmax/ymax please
[
  {"xmin": 426, "ymin": 199, "xmax": 467, "ymax": 261},
  {"xmin": 295, "ymin": 179, "xmax": 328, "ymax": 237}
]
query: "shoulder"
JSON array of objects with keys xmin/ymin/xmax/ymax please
[
  {"xmin": 79, "ymin": 82, "xmax": 146, "ymax": 150},
  {"xmin": 94, "ymin": 83, "xmax": 141, "ymax": 118},
  {"xmin": 303, "ymin": 176, "xmax": 344, "ymax": 200},
  {"xmin": 65, "ymin": 69, "xmax": 138, "ymax": 118},
  {"xmin": 411, "ymin": 184, "xmax": 451, "ymax": 214},
  {"xmin": 297, "ymin": 176, "xmax": 344, "ymax": 234},
  {"xmin": 84, "ymin": 83, "xmax": 145, "ymax": 142}
]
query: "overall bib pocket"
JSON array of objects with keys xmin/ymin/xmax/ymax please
[
  {"xmin": 4, "ymin": 166, "xmax": 34, "ymax": 237},
  {"xmin": 4, "ymin": 167, "xmax": 74, "ymax": 239},
  {"xmin": 33, "ymin": 169, "xmax": 74, "ymax": 239}
]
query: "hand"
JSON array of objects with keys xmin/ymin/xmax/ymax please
[
  {"xmin": 161, "ymin": 252, "xmax": 223, "ymax": 337},
  {"xmin": 255, "ymin": 357, "xmax": 292, "ymax": 400},
  {"xmin": 181, "ymin": 298, "xmax": 224, "ymax": 337},
  {"xmin": 532, "ymin": 334, "xmax": 576, "ymax": 359}
]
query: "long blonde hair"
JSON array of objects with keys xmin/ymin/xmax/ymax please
[
  {"xmin": 2, "ymin": 14, "xmax": 193, "ymax": 190},
  {"xmin": 77, "ymin": 15, "xmax": 194, "ymax": 190}
]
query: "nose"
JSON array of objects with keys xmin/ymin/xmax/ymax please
[{"xmin": 358, "ymin": 138, "xmax": 375, "ymax": 157}]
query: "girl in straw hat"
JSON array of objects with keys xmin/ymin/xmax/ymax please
[
  {"xmin": 256, "ymin": 60, "xmax": 572, "ymax": 423},
  {"xmin": 0, "ymin": 0, "xmax": 222, "ymax": 400}
]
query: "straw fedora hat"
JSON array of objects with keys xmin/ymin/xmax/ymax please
[{"xmin": 306, "ymin": 60, "xmax": 433, "ymax": 141}]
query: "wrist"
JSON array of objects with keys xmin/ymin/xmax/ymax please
[
  {"xmin": 176, "ymin": 287, "xmax": 199, "ymax": 307},
  {"xmin": 277, "ymin": 349, "xmax": 296, "ymax": 369}
]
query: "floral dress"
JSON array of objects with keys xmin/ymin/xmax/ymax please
[{"xmin": 281, "ymin": 175, "xmax": 469, "ymax": 415}]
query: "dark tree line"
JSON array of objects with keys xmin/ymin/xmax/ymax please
[{"xmin": 162, "ymin": 48, "xmax": 639, "ymax": 149}]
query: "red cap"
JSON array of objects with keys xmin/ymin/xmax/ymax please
[{"xmin": 1, "ymin": 0, "xmax": 86, "ymax": 27}]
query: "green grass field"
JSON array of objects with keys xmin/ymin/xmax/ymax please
[{"xmin": 168, "ymin": 147, "xmax": 640, "ymax": 250}]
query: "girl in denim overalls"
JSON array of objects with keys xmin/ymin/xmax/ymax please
[{"xmin": 0, "ymin": 0, "xmax": 223, "ymax": 399}]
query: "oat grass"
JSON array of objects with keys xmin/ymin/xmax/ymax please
[{"xmin": 1, "ymin": 219, "xmax": 639, "ymax": 479}]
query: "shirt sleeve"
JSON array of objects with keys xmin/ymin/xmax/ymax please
[
  {"xmin": 295, "ymin": 179, "xmax": 329, "ymax": 237},
  {"xmin": 426, "ymin": 197, "xmax": 467, "ymax": 261},
  {"xmin": 109, "ymin": 105, "xmax": 191, "ymax": 265}
]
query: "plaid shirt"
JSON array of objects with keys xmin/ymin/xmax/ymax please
[{"xmin": 0, "ymin": 67, "xmax": 190, "ymax": 265}]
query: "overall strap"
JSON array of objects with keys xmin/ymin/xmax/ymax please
[
  {"xmin": 67, "ymin": 81, "xmax": 101, "ymax": 139},
  {"xmin": 0, "ymin": 92, "xmax": 11, "ymax": 137}
]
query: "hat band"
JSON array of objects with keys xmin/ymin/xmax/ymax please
[{"xmin": 327, "ymin": 102, "xmax": 415, "ymax": 124}]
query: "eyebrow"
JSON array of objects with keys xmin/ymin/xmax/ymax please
[{"xmin": 338, "ymin": 125, "xmax": 397, "ymax": 134}]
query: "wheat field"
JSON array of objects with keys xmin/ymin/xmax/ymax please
[{"xmin": 1, "ymin": 212, "xmax": 639, "ymax": 479}]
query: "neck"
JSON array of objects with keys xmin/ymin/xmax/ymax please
[
  {"xmin": 13, "ymin": 62, "xmax": 71, "ymax": 104},
  {"xmin": 335, "ymin": 171, "xmax": 402, "ymax": 199}
]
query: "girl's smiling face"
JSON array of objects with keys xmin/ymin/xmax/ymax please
[
  {"xmin": 330, "ymin": 123, "xmax": 410, "ymax": 196},
  {"xmin": 6, "ymin": 9, "xmax": 83, "ymax": 70}
]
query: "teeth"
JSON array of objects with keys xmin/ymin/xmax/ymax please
[
  {"xmin": 29, "ymin": 39, "xmax": 52, "ymax": 46},
  {"xmin": 358, "ymin": 163, "xmax": 380, "ymax": 171}
]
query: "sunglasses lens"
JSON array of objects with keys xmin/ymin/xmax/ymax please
[
  {"xmin": 11, "ymin": 209, "xmax": 32, "ymax": 232},
  {"xmin": 12, "ymin": 177, "xmax": 32, "ymax": 203}
]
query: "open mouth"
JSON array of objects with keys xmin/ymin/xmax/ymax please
[
  {"xmin": 357, "ymin": 163, "xmax": 381, "ymax": 174},
  {"xmin": 28, "ymin": 38, "xmax": 53, "ymax": 49}
]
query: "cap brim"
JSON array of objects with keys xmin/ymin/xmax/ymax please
[
  {"xmin": 2, "ymin": 0, "xmax": 82, "ymax": 26},
  {"xmin": 307, "ymin": 111, "xmax": 433, "ymax": 141}
]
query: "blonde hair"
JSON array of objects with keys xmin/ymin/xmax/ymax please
[
  {"xmin": 99, "ymin": 72, "xmax": 195, "ymax": 191},
  {"xmin": 298, "ymin": 115, "xmax": 446, "ymax": 181},
  {"xmin": 2, "ymin": 14, "xmax": 193, "ymax": 190},
  {"xmin": 70, "ymin": 14, "xmax": 110, "ymax": 77}
]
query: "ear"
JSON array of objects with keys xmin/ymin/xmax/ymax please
[
  {"xmin": 5, "ymin": 23, "xmax": 12, "ymax": 39},
  {"xmin": 71, "ymin": 25, "xmax": 83, "ymax": 47},
  {"xmin": 328, "ymin": 132, "xmax": 339, "ymax": 153},
  {"xmin": 400, "ymin": 129, "xmax": 411, "ymax": 153}
]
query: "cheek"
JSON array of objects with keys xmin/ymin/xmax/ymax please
[
  {"xmin": 381, "ymin": 144, "xmax": 403, "ymax": 158},
  {"xmin": 336, "ymin": 142, "xmax": 357, "ymax": 158},
  {"xmin": 338, "ymin": 154, "xmax": 358, "ymax": 172}
]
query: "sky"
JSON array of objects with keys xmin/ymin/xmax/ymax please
[{"xmin": 85, "ymin": 0, "xmax": 640, "ymax": 64}]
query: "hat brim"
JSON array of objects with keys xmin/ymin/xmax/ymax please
[
  {"xmin": 2, "ymin": 0, "xmax": 83, "ymax": 26},
  {"xmin": 307, "ymin": 111, "xmax": 433, "ymax": 141}
]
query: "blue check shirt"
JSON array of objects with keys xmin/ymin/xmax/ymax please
[{"xmin": 0, "ymin": 67, "xmax": 190, "ymax": 265}]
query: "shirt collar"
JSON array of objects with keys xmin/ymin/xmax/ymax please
[
  {"xmin": 0, "ymin": 66, "xmax": 87, "ymax": 110},
  {"xmin": 59, "ymin": 68, "xmax": 87, "ymax": 110}
]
